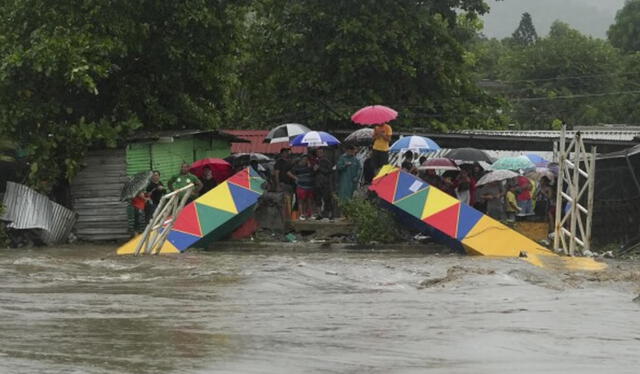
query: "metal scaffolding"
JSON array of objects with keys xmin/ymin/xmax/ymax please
[{"xmin": 553, "ymin": 126, "xmax": 596, "ymax": 256}]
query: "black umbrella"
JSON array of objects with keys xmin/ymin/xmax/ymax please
[
  {"xmin": 447, "ymin": 148, "xmax": 494, "ymax": 163},
  {"xmin": 344, "ymin": 128, "xmax": 374, "ymax": 146},
  {"xmin": 120, "ymin": 171, "xmax": 152, "ymax": 201},
  {"xmin": 264, "ymin": 123, "xmax": 311, "ymax": 144}
]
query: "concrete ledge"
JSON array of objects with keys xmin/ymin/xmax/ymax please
[{"xmin": 205, "ymin": 240, "xmax": 452, "ymax": 254}]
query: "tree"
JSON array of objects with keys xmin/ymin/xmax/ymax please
[
  {"xmin": 235, "ymin": 0, "xmax": 505, "ymax": 132},
  {"xmin": 511, "ymin": 12, "xmax": 538, "ymax": 47},
  {"xmin": 503, "ymin": 22, "xmax": 622, "ymax": 129},
  {"xmin": 0, "ymin": 0, "xmax": 244, "ymax": 192},
  {"xmin": 608, "ymin": 0, "xmax": 640, "ymax": 53}
]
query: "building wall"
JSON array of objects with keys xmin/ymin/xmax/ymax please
[{"xmin": 71, "ymin": 149, "xmax": 130, "ymax": 241}]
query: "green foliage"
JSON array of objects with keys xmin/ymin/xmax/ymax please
[
  {"xmin": 0, "ymin": 204, "xmax": 8, "ymax": 248},
  {"xmin": 341, "ymin": 197, "xmax": 401, "ymax": 244},
  {"xmin": 608, "ymin": 0, "xmax": 640, "ymax": 53},
  {"xmin": 511, "ymin": 12, "xmax": 538, "ymax": 47},
  {"xmin": 0, "ymin": 0, "xmax": 244, "ymax": 192},
  {"xmin": 237, "ymin": 0, "xmax": 505, "ymax": 131}
]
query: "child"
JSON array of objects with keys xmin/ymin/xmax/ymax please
[
  {"xmin": 131, "ymin": 191, "xmax": 148, "ymax": 234},
  {"xmin": 505, "ymin": 183, "xmax": 522, "ymax": 222}
]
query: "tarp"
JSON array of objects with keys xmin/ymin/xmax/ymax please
[
  {"xmin": 369, "ymin": 166, "xmax": 605, "ymax": 270},
  {"xmin": 1, "ymin": 182, "xmax": 77, "ymax": 244},
  {"xmin": 166, "ymin": 167, "xmax": 265, "ymax": 251}
]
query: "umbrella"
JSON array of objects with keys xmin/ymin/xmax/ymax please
[
  {"xmin": 120, "ymin": 171, "xmax": 152, "ymax": 201},
  {"xmin": 525, "ymin": 153, "xmax": 549, "ymax": 167},
  {"xmin": 526, "ymin": 167, "xmax": 555, "ymax": 181},
  {"xmin": 189, "ymin": 158, "xmax": 232, "ymax": 183},
  {"xmin": 265, "ymin": 123, "xmax": 311, "ymax": 144},
  {"xmin": 418, "ymin": 158, "xmax": 459, "ymax": 171},
  {"xmin": 344, "ymin": 128, "xmax": 374, "ymax": 146},
  {"xmin": 290, "ymin": 131, "xmax": 340, "ymax": 147},
  {"xmin": 447, "ymin": 148, "xmax": 494, "ymax": 163},
  {"xmin": 476, "ymin": 169, "xmax": 519, "ymax": 186},
  {"xmin": 351, "ymin": 105, "xmax": 398, "ymax": 125},
  {"xmin": 225, "ymin": 153, "xmax": 272, "ymax": 162},
  {"xmin": 491, "ymin": 156, "xmax": 535, "ymax": 171},
  {"xmin": 390, "ymin": 136, "xmax": 440, "ymax": 153},
  {"xmin": 547, "ymin": 162, "xmax": 559, "ymax": 176}
]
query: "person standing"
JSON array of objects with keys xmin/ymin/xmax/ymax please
[
  {"xmin": 479, "ymin": 181, "xmax": 505, "ymax": 220},
  {"xmin": 131, "ymin": 191, "xmax": 148, "ymax": 234},
  {"xmin": 314, "ymin": 148, "xmax": 335, "ymax": 220},
  {"xmin": 516, "ymin": 175, "xmax": 534, "ymax": 216},
  {"xmin": 336, "ymin": 145, "xmax": 362, "ymax": 202},
  {"xmin": 288, "ymin": 155, "xmax": 315, "ymax": 220},
  {"xmin": 145, "ymin": 170, "xmax": 165, "ymax": 222},
  {"xmin": 505, "ymin": 183, "xmax": 522, "ymax": 222},
  {"xmin": 168, "ymin": 163, "xmax": 202, "ymax": 202},
  {"xmin": 371, "ymin": 122, "xmax": 392, "ymax": 169},
  {"xmin": 200, "ymin": 167, "xmax": 218, "ymax": 196},
  {"xmin": 273, "ymin": 148, "xmax": 294, "ymax": 192}
]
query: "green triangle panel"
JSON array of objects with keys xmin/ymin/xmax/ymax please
[
  {"xmin": 250, "ymin": 177, "xmax": 264, "ymax": 193},
  {"xmin": 195, "ymin": 203, "xmax": 236, "ymax": 235},
  {"xmin": 394, "ymin": 187, "xmax": 429, "ymax": 219}
]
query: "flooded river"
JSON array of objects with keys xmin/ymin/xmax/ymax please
[{"xmin": 0, "ymin": 244, "xmax": 639, "ymax": 373}]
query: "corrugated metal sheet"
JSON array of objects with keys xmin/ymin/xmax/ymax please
[
  {"xmin": 151, "ymin": 138, "xmax": 194, "ymax": 182},
  {"xmin": 224, "ymin": 130, "xmax": 306, "ymax": 154},
  {"xmin": 1, "ymin": 182, "xmax": 77, "ymax": 244},
  {"xmin": 71, "ymin": 149, "xmax": 130, "ymax": 241},
  {"xmin": 194, "ymin": 138, "xmax": 231, "ymax": 159},
  {"xmin": 126, "ymin": 143, "xmax": 152, "ymax": 176},
  {"xmin": 456, "ymin": 129, "xmax": 640, "ymax": 142}
]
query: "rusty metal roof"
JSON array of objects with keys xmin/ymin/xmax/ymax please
[{"xmin": 223, "ymin": 130, "xmax": 306, "ymax": 154}]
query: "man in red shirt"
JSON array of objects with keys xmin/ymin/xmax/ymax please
[{"xmin": 516, "ymin": 175, "xmax": 533, "ymax": 216}]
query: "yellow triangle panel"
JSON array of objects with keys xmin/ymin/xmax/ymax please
[
  {"xmin": 116, "ymin": 234, "xmax": 180, "ymax": 255},
  {"xmin": 374, "ymin": 165, "xmax": 399, "ymax": 181},
  {"xmin": 421, "ymin": 188, "xmax": 459, "ymax": 220},
  {"xmin": 196, "ymin": 181, "xmax": 238, "ymax": 214},
  {"xmin": 461, "ymin": 215, "xmax": 551, "ymax": 257}
]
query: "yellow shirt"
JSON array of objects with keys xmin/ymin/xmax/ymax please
[
  {"xmin": 372, "ymin": 124, "xmax": 392, "ymax": 151},
  {"xmin": 506, "ymin": 191, "xmax": 518, "ymax": 212}
]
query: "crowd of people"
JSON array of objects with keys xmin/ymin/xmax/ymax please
[
  {"xmin": 129, "ymin": 119, "xmax": 557, "ymax": 233},
  {"xmin": 400, "ymin": 158, "xmax": 557, "ymax": 225}
]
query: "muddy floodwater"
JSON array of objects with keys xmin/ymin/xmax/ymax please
[{"xmin": 0, "ymin": 244, "xmax": 639, "ymax": 374}]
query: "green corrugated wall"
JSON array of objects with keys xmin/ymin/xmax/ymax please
[
  {"xmin": 151, "ymin": 138, "xmax": 195, "ymax": 183},
  {"xmin": 126, "ymin": 143, "xmax": 152, "ymax": 176},
  {"xmin": 126, "ymin": 135, "xmax": 231, "ymax": 185}
]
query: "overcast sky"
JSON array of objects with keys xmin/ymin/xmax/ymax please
[{"xmin": 482, "ymin": 0, "xmax": 627, "ymax": 39}]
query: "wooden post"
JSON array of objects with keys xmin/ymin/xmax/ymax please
[{"xmin": 584, "ymin": 146, "xmax": 596, "ymax": 253}]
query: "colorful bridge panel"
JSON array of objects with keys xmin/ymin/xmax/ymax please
[
  {"xmin": 369, "ymin": 167, "xmax": 565, "ymax": 263},
  {"xmin": 164, "ymin": 167, "xmax": 265, "ymax": 252}
]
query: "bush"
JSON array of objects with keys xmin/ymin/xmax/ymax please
[
  {"xmin": 0, "ymin": 204, "xmax": 9, "ymax": 248},
  {"xmin": 341, "ymin": 197, "xmax": 401, "ymax": 244}
]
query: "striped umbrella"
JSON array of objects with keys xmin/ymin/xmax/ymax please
[
  {"xmin": 418, "ymin": 158, "xmax": 459, "ymax": 171},
  {"xmin": 290, "ymin": 131, "xmax": 340, "ymax": 147},
  {"xmin": 390, "ymin": 136, "xmax": 440, "ymax": 153}
]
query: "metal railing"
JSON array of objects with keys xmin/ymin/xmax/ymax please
[{"xmin": 133, "ymin": 183, "xmax": 194, "ymax": 256}]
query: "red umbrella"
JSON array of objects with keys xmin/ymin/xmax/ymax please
[
  {"xmin": 351, "ymin": 105, "xmax": 398, "ymax": 125},
  {"xmin": 189, "ymin": 158, "xmax": 232, "ymax": 183},
  {"xmin": 418, "ymin": 158, "xmax": 459, "ymax": 171}
]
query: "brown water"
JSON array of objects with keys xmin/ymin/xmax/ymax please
[{"xmin": 0, "ymin": 245, "xmax": 639, "ymax": 374}]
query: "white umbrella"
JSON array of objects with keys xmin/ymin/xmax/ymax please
[{"xmin": 476, "ymin": 169, "xmax": 519, "ymax": 186}]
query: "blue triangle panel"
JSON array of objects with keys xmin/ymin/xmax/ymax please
[
  {"xmin": 456, "ymin": 204, "xmax": 485, "ymax": 240},
  {"xmin": 228, "ymin": 182, "xmax": 260, "ymax": 212},
  {"xmin": 394, "ymin": 171, "xmax": 428, "ymax": 202},
  {"xmin": 249, "ymin": 167, "xmax": 261, "ymax": 178},
  {"xmin": 167, "ymin": 230, "xmax": 201, "ymax": 252}
]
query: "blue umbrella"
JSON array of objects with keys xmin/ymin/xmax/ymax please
[
  {"xmin": 491, "ymin": 156, "xmax": 535, "ymax": 171},
  {"xmin": 525, "ymin": 153, "xmax": 549, "ymax": 167},
  {"xmin": 290, "ymin": 131, "xmax": 340, "ymax": 147},
  {"xmin": 389, "ymin": 135, "xmax": 440, "ymax": 153}
]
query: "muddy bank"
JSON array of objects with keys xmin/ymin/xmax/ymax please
[{"xmin": 0, "ymin": 244, "xmax": 638, "ymax": 374}]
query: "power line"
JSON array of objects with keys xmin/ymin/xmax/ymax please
[{"xmin": 513, "ymin": 90, "xmax": 640, "ymax": 102}]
